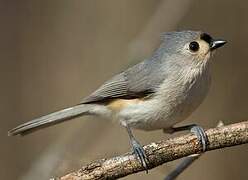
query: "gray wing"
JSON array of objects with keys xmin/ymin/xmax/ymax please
[{"xmin": 81, "ymin": 59, "xmax": 166, "ymax": 104}]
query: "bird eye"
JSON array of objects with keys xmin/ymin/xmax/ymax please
[{"xmin": 189, "ymin": 41, "xmax": 199, "ymax": 52}]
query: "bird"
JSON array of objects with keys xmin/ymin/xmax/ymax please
[{"xmin": 8, "ymin": 30, "xmax": 226, "ymax": 170}]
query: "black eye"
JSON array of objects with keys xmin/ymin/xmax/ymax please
[{"xmin": 189, "ymin": 41, "xmax": 199, "ymax": 52}]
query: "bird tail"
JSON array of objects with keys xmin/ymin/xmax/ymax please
[{"xmin": 8, "ymin": 104, "xmax": 97, "ymax": 136}]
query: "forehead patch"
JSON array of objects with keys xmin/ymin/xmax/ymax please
[{"xmin": 200, "ymin": 33, "xmax": 212, "ymax": 44}]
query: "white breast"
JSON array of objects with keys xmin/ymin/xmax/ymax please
[{"xmin": 119, "ymin": 64, "xmax": 211, "ymax": 131}]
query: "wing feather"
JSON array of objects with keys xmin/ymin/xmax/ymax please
[
  {"xmin": 81, "ymin": 73, "xmax": 129, "ymax": 103},
  {"xmin": 81, "ymin": 59, "xmax": 166, "ymax": 104}
]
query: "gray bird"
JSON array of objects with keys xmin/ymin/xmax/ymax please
[{"xmin": 8, "ymin": 30, "xmax": 226, "ymax": 170}]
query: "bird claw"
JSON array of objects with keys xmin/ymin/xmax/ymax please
[
  {"xmin": 131, "ymin": 139, "xmax": 149, "ymax": 173},
  {"xmin": 190, "ymin": 125, "xmax": 208, "ymax": 152},
  {"xmin": 169, "ymin": 124, "xmax": 208, "ymax": 152}
]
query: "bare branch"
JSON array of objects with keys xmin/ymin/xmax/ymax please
[
  {"xmin": 164, "ymin": 154, "xmax": 200, "ymax": 180},
  {"xmin": 55, "ymin": 121, "xmax": 248, "ymax": 180}
]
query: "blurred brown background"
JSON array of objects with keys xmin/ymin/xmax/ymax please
[{"xmin": 1, "ymin": 0, "xmax": 248, "ymax": 179}]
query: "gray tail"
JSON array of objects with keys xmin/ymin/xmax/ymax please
[{"xmin": 8, "ymin": 104, "xmax": 94, "ymax": 136}]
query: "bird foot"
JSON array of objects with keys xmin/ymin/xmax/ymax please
[
  {"xmin": 164, "ymin": 124, "xmax": 208, "ymax": 152},
  {"xmin": 190, "ymin": 125, "xmax": 208, "ymax": 152},
  {"xmin": 130, "ymin": 138, "xmax": 149, "ymax": 173}
]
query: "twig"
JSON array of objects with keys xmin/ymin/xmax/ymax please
[
  {"xmin": 164, "ymin": 121, "xmax": 225, "ymax": 180},
  {"xmin": 164, "ymin": 154, "xmax": 200, "ymax": 180},
  {"xmin": 55, "ymin": 121, "xmax": 248, "ymax": 180}
]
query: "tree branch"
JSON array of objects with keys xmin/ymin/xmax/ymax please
[{"xmin": 55, "ymin": 121, "xmax": 248, "ymax": 180}]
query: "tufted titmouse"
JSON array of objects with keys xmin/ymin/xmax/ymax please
[{"xmin": 8, "ymin": 31, "xmax": 226, "ymax": 170}]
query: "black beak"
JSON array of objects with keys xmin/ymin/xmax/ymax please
[{"xmin": 210, "ymin": 39, "xmax": 227, "ymax": 50}]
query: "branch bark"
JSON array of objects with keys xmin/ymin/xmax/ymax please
[{"xmin": 55, "ymin": 121, "xmax": 248, "ymax": 180}]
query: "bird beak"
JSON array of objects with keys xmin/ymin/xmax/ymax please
[{"xmin": 210, "ymin": 39, "xmax": 227, "ymax": 50}]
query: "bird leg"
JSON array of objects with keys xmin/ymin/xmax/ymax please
[{"xmin": 124, "ymin": 124, "xmax": 149, "ymax": 172}]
